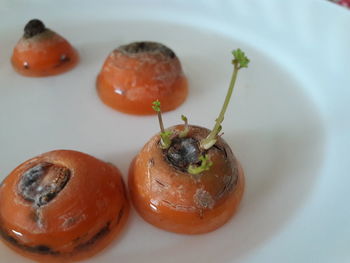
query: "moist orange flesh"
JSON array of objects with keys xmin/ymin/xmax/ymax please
[
  {"xmin": 96, "ymin": 42, "xmax": 188, "ymax": 115},
  {"xmin": 11, "ymin": 30, "xmax": 78, "ymax": 77}
]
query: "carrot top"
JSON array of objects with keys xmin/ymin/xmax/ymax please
[{"xmin": 152, "ymin": 48, "xmax": 250, "ymax": 174}]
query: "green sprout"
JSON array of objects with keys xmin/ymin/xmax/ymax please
[
  {"xmin": 200, "ymin": 49, "xmax": 249, "ymax": 150},
  {"xmin": 152, "ymin": 100, "xmax": 161, "ymax": 112},
  {"xmin": 152, "ymin": 100, "xmax": 172, "ymax": 149},
  {"xmin": 188, "ymin": 155, "xmax": 213, "ymax": 175},
  {"xmin": 160, "ymin": 130, "xmax": 172, "ymax": 150},
  {"xmin": 232, "ymin": 49, "xmax": 250, "ymax": 69},
  {"xmin": 179, "ymin": 114, "xmax": 189, "ymax": 138}
]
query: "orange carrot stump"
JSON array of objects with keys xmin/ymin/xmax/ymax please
[
  {"xmin": 0, "ymin": 150, "xmax": 129, "ymax": 262},
  {"xmin": 11, "ymin": 19, "xmax": 79, "ymax": 77},
  {"xmin": 129, "ymin": 49, "xmax": 249, "ymax": 234},
  {"xmin": 96, "ymin": 41, "xmax": 188, "ymax": 115}
]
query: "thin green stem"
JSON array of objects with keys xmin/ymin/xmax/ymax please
[
  {"xmin": 200, "ymin": 63, "xmax": 239, "ymax": 149},
  {"xmin": 179, "ymin": 114, "xmax": 189, "ymax": 138},
  {"xmin": 158, "ymin": 111, "xmax": 165, "ymax": 133},
  {"xmin": 152, "ymin": 100, "xmax": 172, "ymax": 149}
]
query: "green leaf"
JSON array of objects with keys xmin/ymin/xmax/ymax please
[
  {"xmin": 152, "ymin": 100, "xmax": 161, "ymax": 112},
  {"xmin": 232, "ymin": 48, "xmax": 250, "ymax": 68},
  {"xmin": 188, "ymin": 155, "xmax": 213, "ymax": 174}
]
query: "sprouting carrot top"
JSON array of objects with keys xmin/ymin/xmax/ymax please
[
  {"xmin": 11, "ymin": 19, "xmax": 79, "ymax": 77},
  {"xmin": 96, "ymin": 41, "xmax": 188, "ymax": 115},
  {"xmin": 128, "ymin": 49, "xmax": 249, "ymax": 234},
  {"xmin": 128, "ymin": 124, "xmax": 245, "ymax": 234}
]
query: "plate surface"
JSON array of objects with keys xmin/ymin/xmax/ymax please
[{"xmin": 0, "ymin": 0, "xmax": 349, "ymax": 262}]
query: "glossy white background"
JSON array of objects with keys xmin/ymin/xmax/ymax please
[{"xmin": 0, "ymin": 0, "xmax": 349, "ymax": 262}]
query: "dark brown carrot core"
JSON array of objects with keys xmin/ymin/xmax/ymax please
[
  {"xmin": 165, "ymin": 137, "xmax": 202, "ymax": 172},
  {"xmin": 118, "ymin": 41, "xmax": 176, "ymax": 58},
  {"xmin": 18, "ymin": 162, "xmax": 70, "ymax": 207},
  {"xmin": 23, "ymin": 19, "xmax": 46, "ymax": 38}
]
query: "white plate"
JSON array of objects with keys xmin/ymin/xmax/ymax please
[{"xmin": 0, "ymin": 0, "xmax": 349, "ymax": 262}]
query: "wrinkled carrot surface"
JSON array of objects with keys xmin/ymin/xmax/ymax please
[
  {"xmin": 96, "ymin": 42, "xmax": 188, "ymax": 115},
  {"xmin": 128, "ymin": 125, "xmax": 244, "ymax": 234},
  {"xmin": 0, "ymin": 150, "xmax": 129, "ymax": 262}
]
